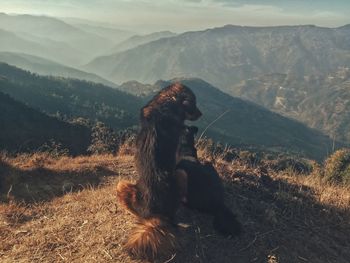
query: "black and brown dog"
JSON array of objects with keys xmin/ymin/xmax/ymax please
[
  {"xmin": 117, "ymin": 83, "xmax": 202, "ymax": 260},
  {"xmin": 176, "ymin": 126, "xmax": 242, "ymax": 237}
]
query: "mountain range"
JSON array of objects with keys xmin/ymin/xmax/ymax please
[
  {"xmin": 231, "ymin": 69, "xmax": 350, "ymax": 142},
  {"xmin": 0, "ymin": 13, "xmax": 136, "ymax": 66},
  {"xmin": 0, "ymin": 13, "xmax": 114, "ymax": 59},
  {"xmin": 70, "ymin": 22, "xmax": 134, "ymax": 44},
  {"xmin": 108, "ymin": 31, "xmax": 177, "ymax": 54},
  {"xmin": 0, "ymin": 27, "xmax": 86, "ymax": 66},
  {"xmin": 83, "ymin": 24, "xmax": 350, "ymax": 145},
  {"xmin": 0, "ymin": 63, "xmax": 333, "ymax": 160},
  {"xmin": 1, "ymin": 14, "xmax": 349, "ymax": 160},
  {"xmin": 85, "ymin": 24, "xmax": 350, "ymax": 88},
  {"xmin": 0, "ymin": 52, "xmax": 117, "ymax": 87},
  {"xmin": 0, "ymin": 63, "xmax": 140, "ymax": 130}
]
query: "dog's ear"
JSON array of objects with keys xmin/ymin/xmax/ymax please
[{"xmin": 189, "ymin": 126, "xmax": 198, "ymax": 135}]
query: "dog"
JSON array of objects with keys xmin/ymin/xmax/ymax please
[
  {"xmin": 176, "ymin": 125, "xmax": 242, "ymax": 237},
  {"xmin": 117, "ymin": 83, "xmax": 202, "ymax": 260}
]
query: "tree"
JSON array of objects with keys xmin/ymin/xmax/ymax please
[{"xmin": 87, "ymin": 122, "xmax": 118, "ymax": 155}]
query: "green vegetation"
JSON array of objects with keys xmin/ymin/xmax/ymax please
[
  {"xmin": 0, "ymin": 63, "xmax": 141, "ymax": 130},
  {"xmin": 0, "ymin": 91, "xmax": 90, "ymax": 155},
  {"xmin": 0, "ymin": 63, "xmax": 142, "ymax": 155},
  {"xmin": 87, "ymin": 122, "xmax": 119, "ymax": 155}
]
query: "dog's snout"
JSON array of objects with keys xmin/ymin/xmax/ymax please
[{"xmin": 186, "ymin": 107, "xmax": 202, "ymax": 121}]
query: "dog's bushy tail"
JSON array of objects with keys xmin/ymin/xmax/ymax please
[
  {"xmin": 213, "ymin": 205, "xmax": 242, "ymax": 237},
  {"xmin": 125, "ymin": 217, "xmax": 177, "ymax": 260},
  {"xmin": 117, "ymin": 180, "xmax": 176, "ymax": 260},
  {"xmin": 116, "ymin": 180, "xmax": 139, "ymax": 216}
]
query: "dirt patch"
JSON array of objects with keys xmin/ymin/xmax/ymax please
[{"xmin": 0, "ymin": 154, "xmax": 122, "ymax": 203}]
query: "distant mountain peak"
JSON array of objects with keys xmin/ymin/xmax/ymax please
[
  {"xmin": 338, "ymin": 24, "xmax": 350, "ymax": 29},
  {"xmin": 217, "ymin": 24, "xmax": 321, "ymax": 30}
]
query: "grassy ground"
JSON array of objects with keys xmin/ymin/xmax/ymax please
[{"xmin": 0, "ymin": 153, "xmax": 349, "ymax": 263}]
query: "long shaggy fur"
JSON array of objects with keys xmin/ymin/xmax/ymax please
[
  {"xmin": 177, "ymin": 126, "xmax": 242, "ymax": 237},
  {"xmin": 117, "ymin": 83, "xmax": 201, "ymax": 260},
  {"xmin": 116, "ymin": 180, "xmax": 139, "ymax": 216},
  {"xmin": 124, "ymin": 217, "xmax": 176, "ymax": 260}
]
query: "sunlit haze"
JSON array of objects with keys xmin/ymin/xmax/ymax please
[{"xmin": 1, "ymin": 0, "xmax": 349, "ymax": 32}]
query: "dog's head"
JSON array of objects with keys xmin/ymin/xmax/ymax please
[
  {"xmin": 177, "ymin": 85, "xmax": 202, "ymax": 121},
  {"xmin": 142, "ymin": 83, "xmax": 202, "ymax": 121},
  {"xmin": 178, "ymin": 125, "xmax": 199, "ymax": 159}
]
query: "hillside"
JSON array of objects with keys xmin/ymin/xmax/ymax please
[
  {"xmin": 0, "ymin": 28, "xmax": 85, "ymax": 66},
  {"xmin": 84, "ymin": 24, "xmax": 350, "ymax": 146},
  {"xmin": 0, "ymin": 63, "xmax": 141, "ymax": 130},
  {"xmin": 122, "ymin": 78, "xmax": 334, "ymax": 160},
  {"xmin": 0, "ymin": 52, "xmax": 117, "ymax": 87},
  {"xmin": 0, "ymin": 91, "xmax": 90, "ymax": 154},
  {"xmin": 109, "ymin": 31, "xmax": 177, "ymax": 54},
  {"xmin": 85, "ymin": 24, "xmax": 350, "ymax": 89},
  {"xmin": 0, "ymin": 13, "xmax": 114, "ymax": 64},
  {"xmin": 0, "ymin": 63, "xmax": 335, "ymax": 159},
  {"xmin": 71, "ymin": 23, "xmax": 134, "ymax": 44},
  {"xmin": 118, "ymin": 81, "xmax": 160, "ymax": 96},
  {"xmin": 1, "ymin": 152, "xmax": 349, "ymax": 262},
  {"xmin": 232, "ymin": 68, "xmax": 350, "ymax": 142}
]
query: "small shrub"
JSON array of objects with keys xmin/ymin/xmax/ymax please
[
  {"xmin": 87, "ymin": 122, "xmax": 119, "ymax": 155},
  {"xmin": 213, "ymin": 143, "xmax": 239, "ymax": 162},
  {"xmin": 239, "ymin": 150, "xmax": 262, "ymax": 167},
  {"xmin": 269, "ymin": 157, "xmax": 312, "ymax": 174},
  {"xmin": 117, "ymin": 128, "xmax": 137, "ymax": 156},
  {"xmin": 195, "ymin": 138, "xmax": 238, "ymax": 162},
  {"xmin": 196, "ymin": 138, "xmax": 216, "ymax": 160},
  {"xmin": 37, "ymin": 139, "xmax": 69, "ymax": 158},
  {"xmin": 324, "ymin": 149, "xmax": 350, "ymax": 185}
]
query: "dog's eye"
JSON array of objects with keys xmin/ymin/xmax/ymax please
[{"xmin": 183, "ymin": 100, "xmax": 190, "ymax": 106}]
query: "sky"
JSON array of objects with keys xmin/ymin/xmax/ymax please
[{"xmin": 1, "ymin": 0, "xmax": 350, "ymax": 32}]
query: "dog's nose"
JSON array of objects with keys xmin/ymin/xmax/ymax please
[{"xmin": 186, "ymin": 107, "xmax": 202, "ymax": 121}]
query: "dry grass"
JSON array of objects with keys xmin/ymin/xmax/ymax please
[{"xmin": 1, "ymin": 152, "xmax": 350, "ymax": 263}]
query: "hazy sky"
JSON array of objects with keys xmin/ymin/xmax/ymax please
[{"xmin": 1, "ymin": 0, "xmax": 349, "ymax": 32}]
